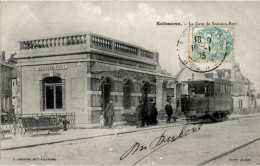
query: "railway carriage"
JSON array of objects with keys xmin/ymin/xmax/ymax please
[{"xmin": 181, "ymin": 79, "xmax": 233, "ymax": 122}]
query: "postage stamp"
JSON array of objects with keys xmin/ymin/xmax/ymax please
[{"xmin": 188, "ymin": 26, "xmax": 235, "ymax": 63}]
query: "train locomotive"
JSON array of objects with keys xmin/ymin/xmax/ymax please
[{"xmin": 181, "ymin": 79, "xmax": 233, "ymax": 122}]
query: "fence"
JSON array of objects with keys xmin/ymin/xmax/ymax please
[{"xmin": 1, "ymin": 112, "xmax": 75, "ymax": 135}]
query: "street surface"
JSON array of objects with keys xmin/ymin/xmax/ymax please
[{"xmin": 1, "ymin": 114, "xmax": 260, "ymax": 165}]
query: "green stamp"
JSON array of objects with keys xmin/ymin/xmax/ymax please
[{"xmin": 189, "ymin": 26, "xmax": 234, "ymax": 62}]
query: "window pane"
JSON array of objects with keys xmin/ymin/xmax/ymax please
[
  {"xmin": 56, "ymin": 86, "xmax": 62, "ymax": 109},
  {"xmin": 46, "ymin": 86, "xmax": 54, "ymax": 109}
]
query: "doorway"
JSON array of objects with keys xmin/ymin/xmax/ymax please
[
  {"xmin": 101, "ymin": 77, "xmax": 112, "ymax": 126},
  {"xmin": 101, "ymin": 77, "xmax": 112, "ymax": 111}
]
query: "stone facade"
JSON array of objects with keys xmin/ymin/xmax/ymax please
[
  {"xmin": 15, "ymin": 33, "xmax": 176, "ymax": 126},
  {"xmin": 0, "ymin": 52, "xmax": 13, "ymax": 113}
]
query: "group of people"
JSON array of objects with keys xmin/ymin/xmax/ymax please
[
  {"xmin": 102, "ymin": 98, "xmax": 177, "ymax": 129},
  {"xmin": 136, "ymin": 99, "xmax": 158, "ymax": 128},
  {"xmin": 136, "ymin": 99, "xmax": 177, "ymax": 128}
]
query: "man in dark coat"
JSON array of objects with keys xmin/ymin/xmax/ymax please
[
  {"xmin": 147, "ymin": 102, "xmax": 153, "ymax": 125},
  {"xmin": 148, "ymin": 98, "xmax": 158, "ymax": 125},
  {"xmin": 165, "ymin": 101, "xmax": 173, "ymax": 123},
  {"xmin": 141, "ymin": 104, "xmax": 149, "ymax": 127},
  {"xmin": 136, "ymin": 100, "xmax": 144, "ymax": 128},
  {"xmin": 104, "ymin": 99, "xmax": 114, "ymax": 128},
  {"xmin": 153, "ymin": 106, "xmax": 158, "ymax": 125}
]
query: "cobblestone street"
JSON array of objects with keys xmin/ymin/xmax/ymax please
[{"xmin": 1, "ymin": 114, "xmax": 260, "ymax": 165}]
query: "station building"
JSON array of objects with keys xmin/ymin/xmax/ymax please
[{"xmin": 15, "ymin": 33, "xmax": 176, "ymax": 126}]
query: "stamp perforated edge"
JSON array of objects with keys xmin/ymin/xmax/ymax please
[{"xmin": 188, "ymin": 25, "xmax": 235, "ymax": 63}]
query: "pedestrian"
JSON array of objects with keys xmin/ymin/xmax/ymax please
[
  {"xmin": 147, "ymin": 101, "xmax": 153, "ymax": 125},
  {"xmin": 172, "ymin": 108, "xmax": 177, "ymax": 122},
  {"xmin": 142, "ymin": 104, "xmax": 149, "ymax": 127},
  {"xmin": 153, "ymin": 105, "xmax": 158, "ymax": 125},
  {"xmin": 148, "ymin": 98, "xmax": 158, "ymax": 125},
  {"xmin": 142, "ymin": 101, "xmax": 149, "ymax": 126},
  {"xmin": 165, "ymin": 101, "xmax": 173, "ymax": 123},
  {"xmin": 136, "ymin": 100, "xmax": 143, "ymax": 128},
  {"xmin": 104, "ymin": 99, "xmax": 114, "ymax": 128}
]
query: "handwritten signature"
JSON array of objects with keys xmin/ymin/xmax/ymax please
[{"xmin": 120, "ymin": 123, "xmax": 203, "ymax": 165}]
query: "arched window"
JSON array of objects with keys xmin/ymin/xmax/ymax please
[
  {"xmin": 42, "ymin": 77, "xmax": 63, "ymax": 110},
  {"xmin": 123, "ymin": 80, "xmax": 132, "ymax": 109}
]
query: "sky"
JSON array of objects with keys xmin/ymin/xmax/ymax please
[{"xmin": 0, "ymin": 1, "xmax": 259, "ymax": 91}]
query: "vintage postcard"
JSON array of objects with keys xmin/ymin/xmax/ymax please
[{"xmin": 0, "ymin": 1, "xmax": 260, "ymax": 165}]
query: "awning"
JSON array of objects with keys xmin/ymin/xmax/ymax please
[
  {"xmin": 90, "ymin": 61, "xmax": 176, "ymax": 80},
  {"xmin": 90, "ymin": 62, "xmax": 120, "ymax": 73}
]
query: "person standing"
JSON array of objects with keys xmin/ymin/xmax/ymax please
[
  {"xmin": 105, "ymin": 99, "xmax": 114, "ymax": 128},
  {"xmin": 136, "ymin": 100, "xmax": 144, "ymax": 128},
  {"xmin": 165, "ymin": 101, "xmax": 173, "ymax": 123},
  {"xmin": 148, "ymin": 98, "xmax": 158, "ymax": 125},
  {"xmin": 142, "ymin": 104, "xmax": 149, "ymax": 127},
  {"xmin": 147, "ymin": 100, "xmax": 153, "ymax": 125},
  {"xmin": 153, "ymin": 106, "xmax": 158, "ymax": 125}
]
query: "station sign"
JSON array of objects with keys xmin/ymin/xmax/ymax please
[{"xmin": 36, "ymin": 64, "xmax": 68, "ymax": 71}]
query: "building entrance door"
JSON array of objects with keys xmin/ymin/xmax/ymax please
[{"xmin": 102, "ymin": 84, "xmax": 111, "ymax": 110}]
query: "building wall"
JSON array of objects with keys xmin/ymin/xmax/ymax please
[
  {"xmin": 20, "ymin": 62, "xmax": 89, "ymax": 125},
  {"xmin": 19, "ymin": 60, "xmax": 169, "ymax": 125},
  {"xmin": 87, "ymin": 71, "xmax": 159, "ymax": 124},
  {"xmin": 12, "ymin": 78, "xmax": 18, "ymax": 114},
  {"xmin": 232, "ymin": 71, "xmax": 249, "ymax": 96},
  {"xmin": 230, "ymin": 64, "xmax": 256, "ymax": 113},
  {"xmin": 232, "ymin": 95, "xmax": 257, "ymax": 113},
  {"xmin": 233, "ymin": 96, "xmax": 250, "ymax": 113},
  {"xmin": 15, "ymin": 33, "xmax": 175, "ymax": 126},
  {"xmin": 0, "ymin": 62, "xmax": 13, "ymax": 112}
]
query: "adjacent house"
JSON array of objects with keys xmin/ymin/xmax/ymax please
[
  {"xmin": 229, "ymin": 64, "xmax": 257, "ymax": 113},
  {"xmin": 7, "ymin": 53, "xmax": 19, "ymax": 114},
  {"xmin": 0, "ymin": 51, "xmax": 14, "ymax": 114}
]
